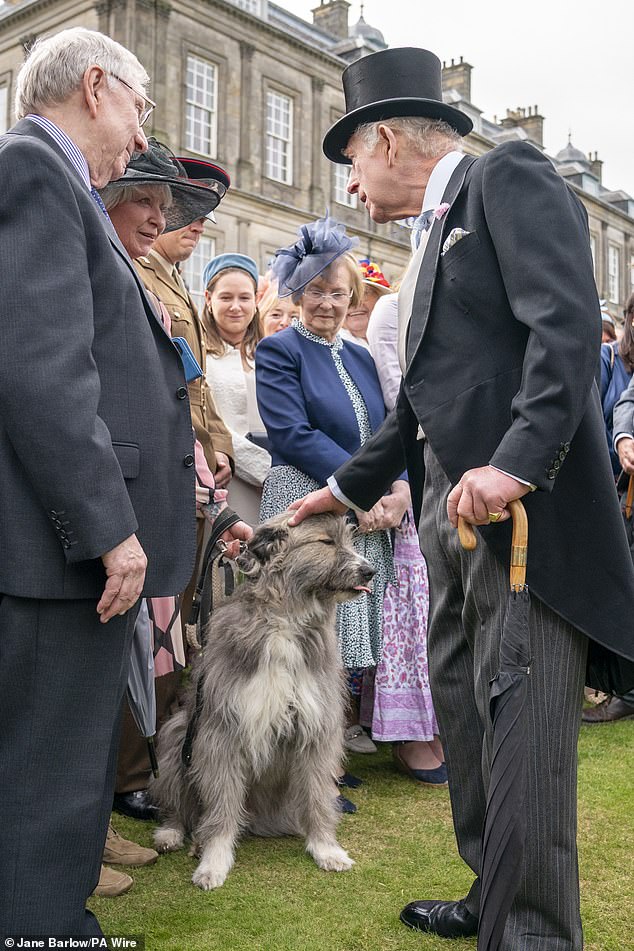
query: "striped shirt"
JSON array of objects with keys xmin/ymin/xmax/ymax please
[{"xmin": 26, "ymin": 114, "xmax": 90, "ymax": 189}]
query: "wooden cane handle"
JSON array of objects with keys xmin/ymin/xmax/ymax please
[
  {"xmin": 457, "ymin": 498, "xmax": 528, "ymax": 589},
  {"xmin": 457, "ymin": 518, "xmax": 478, "ymax": 550}
]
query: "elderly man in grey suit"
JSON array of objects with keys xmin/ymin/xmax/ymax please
[
  {"xmin": 290, "ymin": 47, "xmax": 634, "ymax": 949},
  {"xmin": 0, "ymin": 30, "xmax": 197, "ymax": 937}
]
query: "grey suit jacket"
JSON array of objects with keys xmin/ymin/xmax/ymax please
[{"xmin": 0, "ymin": 119, "xmax": 197, "ymax": 599}]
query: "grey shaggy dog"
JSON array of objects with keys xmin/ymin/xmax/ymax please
[{"xmin": 150, "ymin": 512, "xmax": 375, "ymax": 890}]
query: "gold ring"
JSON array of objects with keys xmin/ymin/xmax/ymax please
[{"xmin": 488, "ymin": 511, "xmax": 503, "ymax": 523}]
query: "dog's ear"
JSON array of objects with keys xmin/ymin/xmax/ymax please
[{"xmin": 236, "ymin": 525, "xmax": 288, "ymax": 573}]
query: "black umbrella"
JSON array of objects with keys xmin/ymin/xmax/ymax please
[
  {"xmin": 127, "ymin": 599, "xmax": 159, "ymax": 778},
  {"xmin": 458, "ymin": 499, "xmax": 531, "ymax": 951}
]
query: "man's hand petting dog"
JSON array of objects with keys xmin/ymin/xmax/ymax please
[{"xmin": 287, "ymin": 487, "xmax": 347, "ymax": 525}]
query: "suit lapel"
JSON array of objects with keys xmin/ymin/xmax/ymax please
[
  {"xmin": 107, "ymin": 237, "xmax": 173, "ymax": 341},
  {"xmin": 405, "ymin": 154, "xmax": 476, "ymax": 371}
]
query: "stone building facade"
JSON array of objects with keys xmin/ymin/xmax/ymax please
[{"xmin": 1, "ymin": 0, "xmax": 632, "ymax": 312}]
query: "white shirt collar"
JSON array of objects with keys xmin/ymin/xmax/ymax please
[{"xmin": 421, "ymin": 149, "xmax": 465, "ymax": 213}]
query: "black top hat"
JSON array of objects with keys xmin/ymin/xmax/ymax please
[
  {"xmin": 102, "ymin": 139, "xmax": 227, "ymax": 231},
  {"xmin": 323, "ymin": 47, "xmax": 473, "ymax": 164}
]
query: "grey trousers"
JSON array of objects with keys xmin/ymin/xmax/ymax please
[
  {"xmin": 420, "ymin": 444, "xmax": 587, "ymax": 951},
  {"xmin": 0, "ymin": 594, "xmax": 137, "ymax": 936}
]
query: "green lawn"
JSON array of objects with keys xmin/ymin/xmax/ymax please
[{"xmin": 91, "ymin": 723, "xmax": 634, "ymax": 951}]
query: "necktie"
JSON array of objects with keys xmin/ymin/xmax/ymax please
[
  {"xmin": 90, "ymin": 186, "xmax": 110, "ymax": 220},
  {"xmin": 411, "ymin": 209, "xmax": 435, "ymax": 250},
  {"xmin": 172, "ymin": 266, "xmax": 188, "ymax": 294}
]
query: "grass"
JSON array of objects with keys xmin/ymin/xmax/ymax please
[{"xmin": 90, "ymin": 723, "xmax": 634, "ymax": 951}]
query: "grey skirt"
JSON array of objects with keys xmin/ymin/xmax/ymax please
[{"xmin": 260, "ymin": 465, "xmax": 394, "ymax": 668}]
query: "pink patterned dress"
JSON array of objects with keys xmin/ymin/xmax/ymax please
[
  {"xmin": 360, "ymin": 510, "xmax": 438, "ymax": 740},
  {"xmin": 360, "ymin": 292, "xmax": 439, "ymax": 741}
]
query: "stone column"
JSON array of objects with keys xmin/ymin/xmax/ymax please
[
  {"xmin": 309, "ymin": 75, "xmax": 325, "ymax": 212},
  {"xmin": 237, "ymin": 41, "xmax": 255, "ymax": 192}
]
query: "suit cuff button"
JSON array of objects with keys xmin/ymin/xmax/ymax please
[{"xmin": 183, "ymin": 454, "xmax": 195, "ymax": 467}]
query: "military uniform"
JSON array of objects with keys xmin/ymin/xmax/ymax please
[{"xmin": 135, "ymin": 249, "xmax": 233, "ymax": 471}]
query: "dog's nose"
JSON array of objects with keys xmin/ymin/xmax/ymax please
[{"xmin": 358, "ymin": 561, "xmax": 375, "ymax": 582}]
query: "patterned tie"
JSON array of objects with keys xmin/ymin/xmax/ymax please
[
  {"xmin": 90, "ymin": 186, "xmax": 111, "ymax": 220},
  {"xmin": 411, "ymin": 209, "xmax": 435, "ymax": 249}
]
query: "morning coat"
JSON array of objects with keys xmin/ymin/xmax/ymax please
[{"xmin": 334, "ymin": 141, "xmax": 634, "ymax": 692}]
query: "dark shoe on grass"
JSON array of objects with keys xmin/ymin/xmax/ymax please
[
  {"xmin": 113, "ymin": 790, "xmax": 159, "ymax": 822},
  {"xmin": 400, "ymin": 898, "xmax": 478, "ymax": 937},
  {"xmin": 336, "ymin": 794, "xmax": 357, "ymax": 814},
  {"xmin": 582, "ymin": 696, "xmax": 634, "ymax": 724}
]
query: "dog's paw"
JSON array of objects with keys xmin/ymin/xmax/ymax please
[
  {"xmin": 192, "ymin": 863, "xmax": 228, "ymax": 890},
  {"xmin": 308, "ymin": 842, "xmax": 355, "ymax": 872},
  {"xmin": 153, "ymin": 826, "xmax": 185, "ymax": 853}
]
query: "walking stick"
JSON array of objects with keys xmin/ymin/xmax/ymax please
[{"xmin": 457, "ymin": 499, "xmax": 530, "ymax": 951}]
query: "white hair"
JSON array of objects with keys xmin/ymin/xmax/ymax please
[
  {"xmin": 100, "ymin": 182, "xmax": 172, "ymax": 212},
  {"xmin": 15, "ymin": 28, "xmax": 149, "ymax": 119},
  {"xmin": 349, "ymin": 117, "xmax": 462, "ymax": 161}
]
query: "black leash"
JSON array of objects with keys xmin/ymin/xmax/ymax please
[{"xmin": 181, "ymin": 507, "xmax": 242, "ymax": 770}]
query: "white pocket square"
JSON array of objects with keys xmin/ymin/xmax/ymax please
[{"xmin": 442, "ymin": 228, "xmax": 471, "ymax": 255}]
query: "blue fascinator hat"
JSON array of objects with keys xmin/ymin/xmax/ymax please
[
  {"xmin": 271, "ymin": 213, "xmax": 358, "ymax": 299},
  {"xmin": 203, "ymin": 253, "xmax": 259, "ymax": 290}
]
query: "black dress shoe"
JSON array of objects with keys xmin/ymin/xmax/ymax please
[
  {"xmin": 400, "ymin": 899, "xmax": 478, "ymax": 938},
  {"xmin": 113, "ymin": 790, "xmax": 159, "ymax": 822},
  {"xmin": 335, "ymin": 794, "xmax": 358, "ymax": 814}
]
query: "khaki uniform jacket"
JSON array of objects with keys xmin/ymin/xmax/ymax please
[{"xmin": 135, "ymin": 250, "xmax": 234, "ymax": 472}]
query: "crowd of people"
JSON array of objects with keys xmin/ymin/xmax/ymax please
[{"xmin": 1, "ymin": 26, "xmax": 633, "ymax": 951}]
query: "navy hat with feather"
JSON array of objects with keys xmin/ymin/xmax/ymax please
[{"xmin": 271, "ymin": 213, "xmax": 358, "ymax": 300}]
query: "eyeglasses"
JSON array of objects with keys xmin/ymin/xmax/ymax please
[
  {"xmin": 109, "ymin": 73, "xmax": 156, "ymax": 127},
  {"xmin": 303, "ymin": 288, "xmax": 353, "ymax": 305}
]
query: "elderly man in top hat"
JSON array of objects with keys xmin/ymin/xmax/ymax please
[
  {"xmin": 0, "ymin": 29, "xmax": 198, "ymax": 937},
  {"xmin": 290, "ymin": 47, "xmax": 634, "ymax": 949}
]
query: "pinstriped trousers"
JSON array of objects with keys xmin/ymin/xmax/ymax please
[{"xmin": 420, "ymin": 443, "xmax": 586, "ymax": 950}]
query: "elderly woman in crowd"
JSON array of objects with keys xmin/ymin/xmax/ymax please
[
  {"xmin": 256, "ymin": 215, "xmax": 409, "ymax": 771},
  {"xmin": 98, "ymin": 142, "xmax": 250, "ymax": 896},
  {"xmin": 258, "ymin": 278, "xmax": 300, "ymax": 336},
  {"xmin": 202, "ymin": 254, "xmax": 271, "ymax": 526},
  {"xmin": 340, "ymin": 257, "xmax": 392, "ymax": 350}
]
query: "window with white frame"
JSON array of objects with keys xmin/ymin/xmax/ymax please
[
  {"xmin": 185, "ymin": 55, "xmax": 217, "ymax": 157},
  {"xmin": 608, "ymin": 244, "xmax": 621, "ymax": 304},
  {"xmin": 182, "ymin": 235, "xmax": 216, "ymax": 312},
  {"xmin": 230, "ymin": 0, "xmax": 262, "ymax": 12},
  {"xmin": 0, "ymin": 83, "xmax": 8, "ymax": 135},
  {"xmin": 333, "ymin": 162, "xmax": 356, "ymax": 208},
  {"xmin": 266, "ymin": 89, "xmax": 293, "ymax": 185}
]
